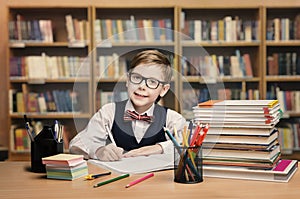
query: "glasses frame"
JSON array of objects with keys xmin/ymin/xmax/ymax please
[{"xmin": 128, "ymin": 72, "xmax": 167, "ymax": 89}]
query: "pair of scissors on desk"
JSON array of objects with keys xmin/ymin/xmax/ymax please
[{"xmin": 85, "ymin": 172, "xmax": 111, "ymax": 180}]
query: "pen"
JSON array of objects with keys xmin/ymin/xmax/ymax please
[
  {"xmin": 125, "ymin": 173, "xmax": 154, "ymax": 188},
  {"xmin": 164, "ymin": 127, "xmax": 202, "ymax": 181},
  {"xmin": 54, "ymin": 120, "xmax": 59, "ymax": 140},
  {"xmin": 93, "ymin": 173, "xmax": 130, "ymax": 188},
  {"xmin": 105, "ymin": 124, "xmax": 116, "ymax": 145},
  {"xmin": 85, "ymin": 171, "xmax": 111, "ymax": 180}
]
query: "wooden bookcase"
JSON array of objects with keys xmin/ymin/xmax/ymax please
[
  {"xmin": 7, "ymin": 7, "xmax": 93, "ymax": 160},
  {"xmin": 262, "ymin": 6, "xmax": 300, "ymax": 157},
  {"xmin": 92, "ymin": 6, "xmax": 180, "ymax": 112},
  {"xmin": 177, "ymin": 7, "xmax": 263, "ymax": 119},
  {"xmin": 1, "ymin": 0, "xmax": 300, "ymax": 160}
]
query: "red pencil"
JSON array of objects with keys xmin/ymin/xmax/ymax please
[{"xmin": 125, "ymin": 173, "xmax": 154, "ymax": 188}]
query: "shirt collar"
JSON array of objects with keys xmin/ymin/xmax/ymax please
[{"xmin": 125, "ymin": 100, "xmax": 155, "ymax": 116}]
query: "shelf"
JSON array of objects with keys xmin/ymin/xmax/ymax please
[
  {"xmin": 266, "ymin": 41, "xmax": 300, "ymax": 46},
  {"xmin": 10, "ymin": 113, "xmax": 91, "ymax": 119},
  {"xmin": 266, "ymin": 76, "xmax": 300, "ymax": 82},
  {"xmin": 9, "ymin": 41, "xmax": 89, "ymax": 48},
  {"xmin": 96, "ymin": 41, "xmax": 175, "ymax": 48},
  {"xmin": 183, "ymin": 76, "xmax": 260, "ymax": 83},
  {"xmin": 10, "ymin": 77, "xmax": 90, "ymax": 83},
  {"xmin": 182, "ymin": 41, "xmax": 261, "ymax": 47}
]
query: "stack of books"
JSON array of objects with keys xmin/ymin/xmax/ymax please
[
  {"xmin": 42, "ymin": 153, "xmax": 88, "ymax": 180},
  {"xmin": 193, "ymin": 100, "xmax": 298, "ymax": 182}
]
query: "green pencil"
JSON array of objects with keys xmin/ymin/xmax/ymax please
[{"xmin": 93, "ymin": 173, "xmax": 130, "ymax": 188}]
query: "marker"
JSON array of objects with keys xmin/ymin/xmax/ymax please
[
  {"xmin": 93, "ymin": 174, "xmax": 130, "ymax": 188},
  {"xmin": 125, "ymin": 173, "xmax": 154, "ymax": 188},
  {"xmin": 85, "ymin": 172, "xmax": 111, "ymax": 180}
]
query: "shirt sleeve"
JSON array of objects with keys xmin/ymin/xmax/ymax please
[
  {"xmin": 157, "ymin": 109, "xmax": 186, "ymax": 154},
  {"xmin": 69, "ymin": 103, "xmax": 115, "ymax": 159}
]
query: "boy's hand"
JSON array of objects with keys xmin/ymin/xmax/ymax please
[
  {"xmin": 123, "ymin": 144, "xmax": 163, "ymax": 158},
  {"xmin": 95, "ymin": 143, "xmax": 124, "ymax": 161}
]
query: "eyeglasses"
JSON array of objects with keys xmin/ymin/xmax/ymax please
[{"xmin": 128, "ymin": 72, "xmax": 166, "ymax": 89}]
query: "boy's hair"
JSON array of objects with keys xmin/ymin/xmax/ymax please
[{"xmin": 129, "ymin": 50, "xmax": 173, "ymax": 83}]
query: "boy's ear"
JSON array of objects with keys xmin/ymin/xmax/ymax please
[{"xmin": 159, "ymin": 84, "xmax": 170, "ymax": 97}]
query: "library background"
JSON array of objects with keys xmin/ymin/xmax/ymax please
[{"xmin": 0, "ymin": 0, "xmax": 299, "ymax": 161}]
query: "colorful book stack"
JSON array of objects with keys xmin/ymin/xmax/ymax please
[
  {"xmin": 42, "ymin": 153, "xmax": 88, "ymax": 180},
  {"xmin": 193, "ymin": 100, "xmax": 298, "ymax": 182}
]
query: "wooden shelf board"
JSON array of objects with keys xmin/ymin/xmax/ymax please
[
  {"xmin": 10, "ymin": 113, "xmax": 91, "ymax": 119},
  {"xmin": 182, "ymin": 41, "xmax": 261, "ymax": 47}
]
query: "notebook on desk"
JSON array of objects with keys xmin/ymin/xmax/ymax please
[{"xmin": 88, "ymin": 153, "xmax": 174, "ymax": 174}]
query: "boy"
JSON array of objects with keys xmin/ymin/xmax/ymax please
[{"xmin": 69, "ymin": 50, "xmax": 186, "ymax": 161}]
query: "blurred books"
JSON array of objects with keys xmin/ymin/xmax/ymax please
[{"xmin": 42, "ymin": 153, "xmax": 88, "ymax": 180}]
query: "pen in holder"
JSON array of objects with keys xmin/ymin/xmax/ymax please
[
  {"xmin": 31, "ymin": 125, "xmax": 63, "ymax": 173},
  {"xmin": 174, "ymin": 145, "xmax": 203, "ymax": 184}
]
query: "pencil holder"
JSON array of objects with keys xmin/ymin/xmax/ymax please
[
  {"xmin": 174, "ymin": 146, "xmax": 203, "ymax": 184},
  {"xmin": 31, "ymin": 126, "xmax": 63, "ymax": 173}
]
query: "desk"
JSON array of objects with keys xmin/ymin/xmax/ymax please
[{"xmin": 0, "ymin": 161, "xmax": 299, "ymax": 199}]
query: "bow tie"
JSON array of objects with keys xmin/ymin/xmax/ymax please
[{"xmin": 124, "ymin": 110, "xmax": 154, "ymax": 123}]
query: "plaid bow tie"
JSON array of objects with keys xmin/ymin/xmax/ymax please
[{"xmin": 124, "ymin": 110, "xmax": 154, "ymax": 123}]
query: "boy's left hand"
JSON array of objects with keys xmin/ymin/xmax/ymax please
[{"xmin": 123, "ymin": 144, "xmax": 163, "ymax": 158}]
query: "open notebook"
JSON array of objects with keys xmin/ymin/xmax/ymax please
[{"xmin": 88, "ymin": 153, "xmax": 174, "ymax": 174}]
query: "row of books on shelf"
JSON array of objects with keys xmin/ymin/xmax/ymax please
[
  {"xmin": 65, "ymin": 15, "xmax": 90, "ymax": 44},
  {"xmin": 278, "ymin": 121, "xmax": 300, "ymax": 155},
  {"xmin": 9, "ymin": 88, "xmax": 81, "ymax": 114},
  {"xmin": 95, "ymin": 90, "xmax": 128, "ymax": 109},
  {"xmin": 181, "ymin": 15, "xmax": 259, "ymax": 42},
  {"xmin": 96, "ymin": 54, "xmax": 128, "ymax": 79},
  {"xmin": 267, "ymin": 52, "xmax": 300, "ymax": 76},
  {"xmin": 181, "ymin": 50, "xmax": 253, "ymax": 78},
  {"xmin": 9, "ymin": 14, "xmax": 53, "ymax": 43},
  {"xmin": 194, "ymin": 100, "xmax": 297, "ymax": 182},
  {"xmin": 10, "ymin": 54, "xmax": 90, "ymax": 79},
  {"xmin": 267, "ymin": 86, "xmax": 300, "ymax": 113},
  {"xmin": 94, "ymin": 17, "xmax": 173, "ymax": 42},
  {"xmin": 10, "ymin": 127, "xmax": 30, "ymax": 152},
  {"xmin": 266, "ymin": 15, "xmax": 300, "ymax": 41}
]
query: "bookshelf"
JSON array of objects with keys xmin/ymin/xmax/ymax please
[
  {"xmin": 178, "ymin": 7, "xmax": 263, "ymax": 119},
  {"xmin": 92, "ymin": 7, "xmax": 180, "ymax": 112},
  {"xmin": 7, "ymin": 7, "xmax": 93, "ymax": 160},
  {"xmin": 1, "ymin": 0, "xmax": 300, "ymax": 160},
  {"xmin": 263, "ymin": 6, "xmax": 300, "ymax": 157}
]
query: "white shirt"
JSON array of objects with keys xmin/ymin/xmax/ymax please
[{"xmin": 69, "ymin": 100, "xmax": 186, "ymax": 159}]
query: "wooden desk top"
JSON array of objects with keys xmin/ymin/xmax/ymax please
[{"xmin": 0, "ymin": 161, "xmax": 299, "ymax": 199}]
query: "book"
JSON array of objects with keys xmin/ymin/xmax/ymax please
[
  {"xmin": 89, "ymin": 153, "xmax": 173, "ymax": 174},
  {"xmin": 204, "ymin": 130, "xmax": 278, "ymax": 145},
  {"xmin": 203, "ymin": 144, "xmax": 280, "ymax": 161},
  {"xmin": 203, "ymin": 159, "xmax": 298, "ymax": 182},
  {"xmin": 42, "ymin": 153, "xmax": 85, "ymax": 166}
]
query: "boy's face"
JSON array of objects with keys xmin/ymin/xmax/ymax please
[{"xmin": 126, "ymin": 64, "xmax": 170, "ymax": 113}]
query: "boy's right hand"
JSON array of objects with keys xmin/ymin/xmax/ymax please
[{"xmin": 95, "ymin": 143, "xmax": 124, "ymax": 161}]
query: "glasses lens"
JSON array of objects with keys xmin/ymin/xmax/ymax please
[
  {"xmin": 130, "ymin": 73, "xmax": 142, "ymax": 84},
  {"xmin": 146, "ymin": 78, "xmax": 159, "ymax": 89}
]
